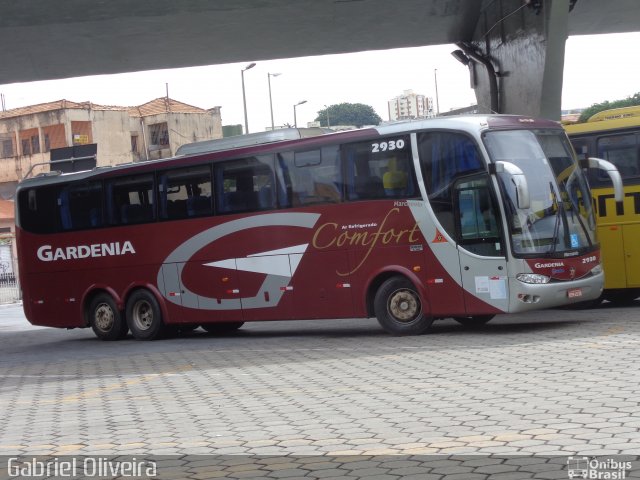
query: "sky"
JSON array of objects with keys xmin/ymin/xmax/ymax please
[{"xmin": 1, "ymin": 32, "xmax": 639, "ymax": 132}]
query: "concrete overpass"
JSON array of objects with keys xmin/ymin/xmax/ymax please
[{"xmin": 1, "ymin": 0, "xmax": 639, "ymax": 119}]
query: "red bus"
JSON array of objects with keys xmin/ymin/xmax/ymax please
[{"xmin": 15, "ymin": 116, "xmax": 621, "ymax": 340}]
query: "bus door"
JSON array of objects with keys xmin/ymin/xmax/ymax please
[
  {"xmin": 453, "ymin": 174, "xmax": 509, "ymax": 313},
  {"xmin": 416, "ymin": 131, "xmax": 507, "ymax": 315}
]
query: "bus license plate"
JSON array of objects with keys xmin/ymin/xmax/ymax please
[{"xmin": 567, "ymin": 288, "xmax": 582, "ymax": 298}]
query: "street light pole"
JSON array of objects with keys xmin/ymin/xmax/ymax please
[
  {"xmin": 241, "ymin": 62, "xmax": 256, "ymax": 134},
  {"xmin": 293, "ymin": 100, "xmax": 307, "ymax": 128},
  {"xmin": 434, "ymin": 68, "xmax": 440, "ymax": 116},
  {"xmin": 324, "ymin": 104, "xmax": 331, "ymax": 128},
  {"xmin": 268, "ymin": 72, "xmax": 281, "ymax": 131}
]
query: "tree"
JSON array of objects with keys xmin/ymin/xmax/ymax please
[
  {"xmin": 315, "ymin": 103, "xmax": 382, "ymax": 128},
  {"xmin": 578, "ymin": 92, "xmax": 640, "ymax": 122}
]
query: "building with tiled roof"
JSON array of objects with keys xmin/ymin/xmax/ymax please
[{"xmin": 0, "ymin": 97, "xmax": 222, "ymax": 198}]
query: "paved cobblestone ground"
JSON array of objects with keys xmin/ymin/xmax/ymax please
[{"xmin": 0, "ymin": 302, "xmax": 639, "ymax": 478}]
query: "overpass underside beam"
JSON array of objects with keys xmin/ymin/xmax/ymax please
[{"xmin": 458, "ymin": 0, "xmax": 570, "ymax": 120}]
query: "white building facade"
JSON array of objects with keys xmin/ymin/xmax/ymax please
[{"xmin": 387, "ymin": 90, "xmax": 434, "ymax": 121}]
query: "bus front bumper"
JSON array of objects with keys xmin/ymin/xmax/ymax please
[{"xmin": 508, "ymin": 271, "xmax": 603, "ymax": 312}]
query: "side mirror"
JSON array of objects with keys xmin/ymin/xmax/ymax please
[
  {"xmin": 491, "ymin": 161, "xmax": 531, "ymax": 210},
  {"xmin": 581, "ymin": 157, "xmax": 624, "ymax": 202}
]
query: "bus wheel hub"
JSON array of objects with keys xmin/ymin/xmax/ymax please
[
  {"xmin": 389, "ymin": 290, "xmax": 418, "ymax": 322},
  {"xmin": 95, "ymin": 304, "xmax": 114, "ymax": 331}
]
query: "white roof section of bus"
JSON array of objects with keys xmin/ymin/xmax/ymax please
[
  {"xmin": 175, "ymin": 127, "xmax": 331, "ymax": 156},
  {"xmin": 18, "ymin": 115, "xmax": 552, "ymax": 189}
]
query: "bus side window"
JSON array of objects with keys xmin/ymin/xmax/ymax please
[
  {"xmin": 597, "ymin": 134, "xmax": 640, "ymax": 180},
  {"xmin": 274, "ymin": 149, "xmax": 342, "ymax": 208},
  {"xmin": 57, "ymin": 181, "xmax": 103, "ymax": 231},
  {"xmin": 454, "ymin": 175, "xmax": 502, "ymax": 256},
  {"xmin": 158, "ymin": 165, "xmax": 212, "ymax": 220},
  {"xmin": 418, "ymin": 131, "xmax": 484, "ymax": 239},
  {"xmin": 106, "ymin": 174, "xmax": 155, "ymax": 225},
  {"xmin": 342, "ymin": 135, "xmax": 415, "ymax": 201},
  {"xmin": 18, "ymin": 186, "xmax": 59, "ymax": 234},
  {"xmin": 215, "ymin": 155, "xmax": 275, "ymax": 214}
]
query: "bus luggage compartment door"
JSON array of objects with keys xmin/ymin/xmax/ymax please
[{"xmin": 236, "ymin": 252, "xmax": 295, "ymax": 321}]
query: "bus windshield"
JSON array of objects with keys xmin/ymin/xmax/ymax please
[{"xmin": 484, "ymin": 129, "xmax": 596, "ymax": 256}]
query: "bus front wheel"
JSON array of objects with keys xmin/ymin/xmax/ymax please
[
  {"xmin": 89, "ymin": 294, "xmax": 128, "ymax": 341},
  {"xmin": 374, "ymin": 276, "xmax": 433, "ymax": 335},
  {"xmin": 126, "ymin": 290, "xmax": 165, "ymax": 340}
]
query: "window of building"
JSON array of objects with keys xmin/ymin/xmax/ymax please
[
  {"xmin": 21, "ymin": 139, "xmax": 31, "ymax": 156},
  {"xmin": 42, "ymin": 124, "xmax": 67, "ymax": 151},
  {"xmin": 131, "ymin": 135, "xmax": 139, "ymax": 153},
  {"xmin": 1, "ymin": 139, "xmax": 14, "ymax": 158},
  {"xmin": 71, "ymin": 121, "xmax": 92, "ymax": 145},
  {"xmin": 31, "ymin": 135, "xmax": 40, "ymax": 154},
  {"xmin": 149, "ymin": 123, "xmax": 169, "ymax": 147}
]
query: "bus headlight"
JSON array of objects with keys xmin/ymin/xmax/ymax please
[
  {"xmin": 516, "ymin": 273, "xmax": 550, "ymax": 284},
  {"xmin": 590, "ymin": 264, "xmax": 603, "ymax": 275}
]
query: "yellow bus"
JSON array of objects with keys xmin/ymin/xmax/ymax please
[{"xmin": 566, "ymin": 106, "xmax": 640, "ymax": 304}]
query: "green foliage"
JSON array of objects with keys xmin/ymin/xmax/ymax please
[
  {"xmin": 315, "ymin": 103, "xmax": 382, "ymax": 128},
  {"xmin": 578, "ymin": 92, "xmax": 640, "ymax": 122}
]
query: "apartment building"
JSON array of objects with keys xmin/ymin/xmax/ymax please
[{"xmin": 387, "ymin": 89, "xmax": 434, "ymax": 121}]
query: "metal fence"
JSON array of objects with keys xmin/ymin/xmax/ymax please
[{"xmin": 0, "ymin": 273, "xmax": 21, "ymax": 304}]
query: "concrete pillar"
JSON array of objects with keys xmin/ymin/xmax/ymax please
[{"xmin": 461, "ymin": 0, "xmax": 570, "ymax": 120}]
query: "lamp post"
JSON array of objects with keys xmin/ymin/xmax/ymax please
[
  {"xmin": 267, "ymin": 72, "xmax": 281, "ymax": 131},
  {"xmin": 293, "ymin": 100, "xmax": 307, "ymax": 128},
  {"xmin": 434, "ymin": 68, "xmax": 440, "ymax": 116},
  {"xmin": 324, "ymin": 104, "xmax": 331, "ymax": 128},
  {"xmin": 241, "ymin": 62, "xmax": 256, "ymax": 134}
]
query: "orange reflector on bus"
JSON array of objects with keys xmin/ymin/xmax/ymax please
[{"xmin": 413, "ymin": 266, "xmax": 421, "ymax": 272}]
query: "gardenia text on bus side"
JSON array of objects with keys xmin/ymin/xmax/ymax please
[{"xmin": 36, "ymin": 241, "xmax": 135, "ymax": 262}]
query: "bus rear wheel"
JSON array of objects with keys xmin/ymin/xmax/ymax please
[
  {"xmin": 201, "ymin": 322, "xmax": 244, "ymax": 334},
  {"xmin": 89, "ymin": 294, "xmax": 128, "ymax": 341},
  {"xmin": 126, "ymin": 289, "xmax": 165, "ymax": 340},
  {"xmin": 374, "ymin": 276, "xmax": 433, "ymax": 335},
  {"xmin": 453, "ymin": 315, "xmax": 495, "ymax": 327}
]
